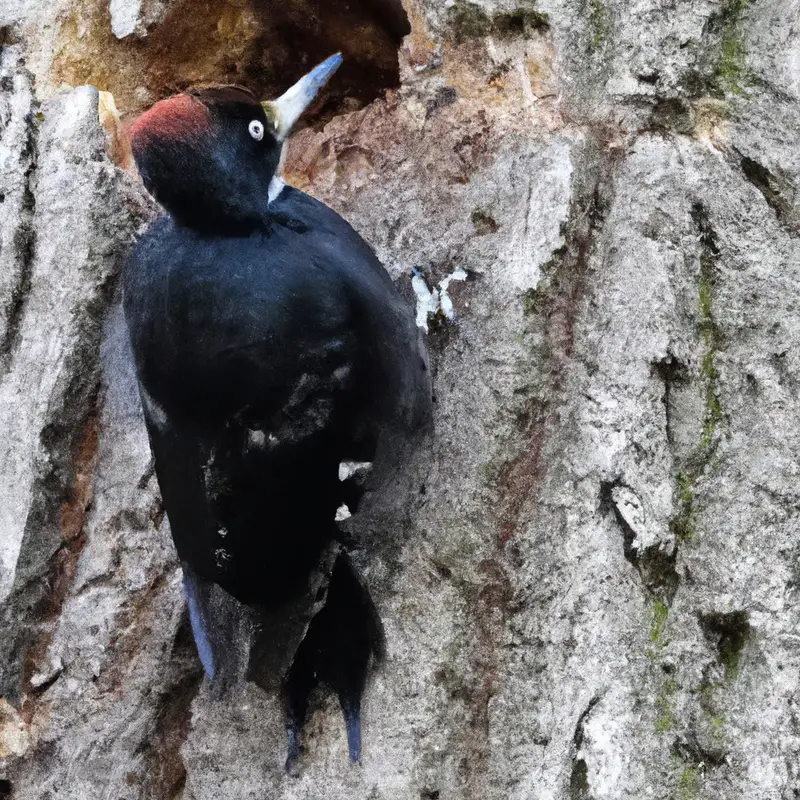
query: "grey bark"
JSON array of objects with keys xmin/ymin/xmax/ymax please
[{"xmin": 1, "ymin": 0, "xmax": 800, "ymax": 798}]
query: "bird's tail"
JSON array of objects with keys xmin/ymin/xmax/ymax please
[
  {"xmin": 283, "ymin": 553, "xmax": 384, "ymax": 767},
  {"xmin": 181, "ymin": 562, "xmax": 252, "ymax": 694}
]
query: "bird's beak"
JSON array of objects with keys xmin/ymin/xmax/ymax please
[{"xmin": 262, "ymin": 53, "xmax": 343, "ymax": 142}]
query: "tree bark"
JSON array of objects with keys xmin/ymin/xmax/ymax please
[{"xmin": 1, "ymin": 0, "xmax": 800, "ymax": 797}]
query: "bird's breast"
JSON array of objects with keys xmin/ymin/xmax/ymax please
[{"xmin": 127, "ymin": 229, "xmax": 353, "ymax": 421}]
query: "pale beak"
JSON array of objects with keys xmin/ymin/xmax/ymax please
[{"xmin": 262, "ymin": 53, "xmax": 343, "ymax": 141}]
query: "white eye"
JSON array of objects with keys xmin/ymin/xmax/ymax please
[{"xmin": 248, "ymin": 119, "xmax": 264, "ymax": 141}]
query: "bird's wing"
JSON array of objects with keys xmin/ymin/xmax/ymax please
[
  {"xmin": 141, "ymin": 365, "xmax": 353, "ymax": 686},
  {"xmin": 139, "ymin": 309, "xmax": 360, "ymax": 584}
]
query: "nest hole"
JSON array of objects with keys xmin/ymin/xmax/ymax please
[{"xmin": 52, "ymin": 0, "xmax": 409, "ymax": 120}]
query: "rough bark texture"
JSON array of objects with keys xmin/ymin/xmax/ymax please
[{"xmin": 2, "ymin": 0, "xmax": 800, "ymax": 797}]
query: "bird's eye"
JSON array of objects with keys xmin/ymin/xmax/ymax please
[{"xmin": 248, "ymin": 120, "xmax": 265, "ymax": 141}]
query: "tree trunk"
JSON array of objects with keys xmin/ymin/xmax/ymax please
[{"xmin": 1, "ymin": 0, "xmax": 799, "ymax": 797}]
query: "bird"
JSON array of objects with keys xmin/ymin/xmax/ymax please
[{"xmin": 122, "ymin": 53, "xmax": 431, "ymax": 767}]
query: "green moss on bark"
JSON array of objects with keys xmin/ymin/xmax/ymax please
[
  {"xmin": 587, "ymin": 0, "xmax": 611, "ymax": 51},
  {"xmin": 712, "ymin": 0, "xmax": 753, "ymax": 96}
]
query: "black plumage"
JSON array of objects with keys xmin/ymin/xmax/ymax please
[{"xmin": 123, "ymin": 57, "xmax": 430, "ymax": 765}]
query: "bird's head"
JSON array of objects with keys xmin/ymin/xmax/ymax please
[{"xmin": 128, "ymin": 53, "xmax": 342, "ymax": 231}]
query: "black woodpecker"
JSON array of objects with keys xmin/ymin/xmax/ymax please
[{"xmin": 123, "ymin": 54, "xmax": 431, "ymax": 766}]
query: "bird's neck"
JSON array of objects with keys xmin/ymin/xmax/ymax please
[{"xmin": 161, "ymin": 173, "xmax": 292, "ymax": 236}]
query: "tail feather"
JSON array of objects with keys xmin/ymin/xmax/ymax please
[
  {"xmin": 182, "ymin": 568, "xmax": 216, "ymax": 680},
  {"xmin": 341, "ymin": 696, "xmax": 362, "ymax": 763},
  {"xmin": 180, "ymin": 562, "xmax": 251, "ymax": 693},
  {"xmin": 282, "ymin": 553, "xmax": 383, "ymax": 763}
]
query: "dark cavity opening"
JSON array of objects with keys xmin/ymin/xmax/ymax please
[
  {"xmin": 52, "ymin": 0, "xmax": 410, "ymax": 119},
  {"xmin": 698, "ymin": 610, "xmax": 751, "ymax": 683}
]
